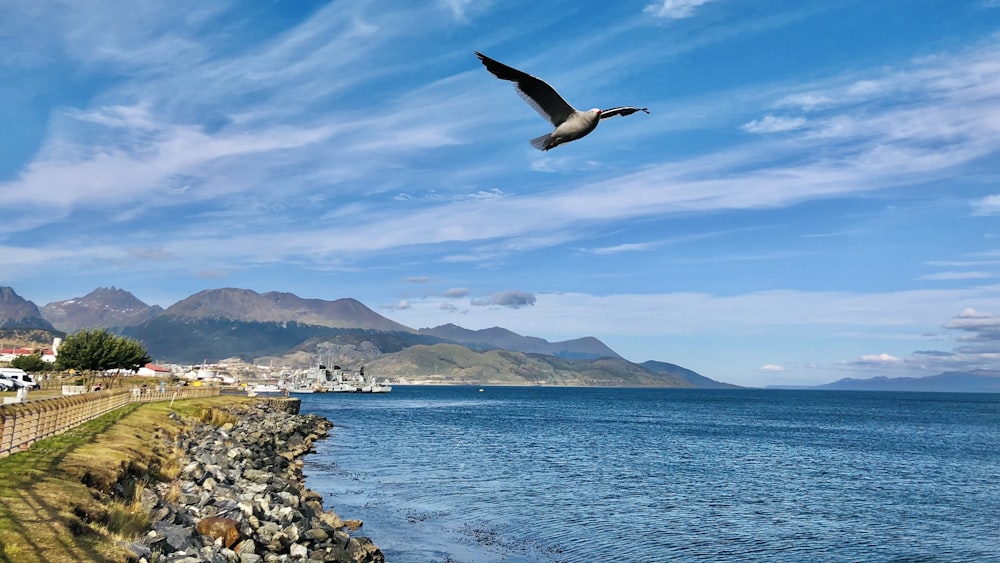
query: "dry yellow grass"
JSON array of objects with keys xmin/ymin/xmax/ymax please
[{"xmin": 0, "ymin": 395, "xmax": 249, "ymax": 563}]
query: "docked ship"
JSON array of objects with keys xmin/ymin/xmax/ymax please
[{"xmin": 287, "ymin": 364, "xmax": 391, "ymax": 393}]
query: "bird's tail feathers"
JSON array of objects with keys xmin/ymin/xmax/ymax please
[{"xmin": 529, "ymin": 133, "xmax": 551, "ymax": 151}]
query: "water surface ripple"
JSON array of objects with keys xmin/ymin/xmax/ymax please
[{"xmin": 300, "ymin": 387, "xmax": 1000, "ymax": 562}]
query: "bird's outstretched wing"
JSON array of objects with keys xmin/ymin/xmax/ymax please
[
  {"xmin": 599, "ymin": 106, "xmax": 650, "ymax": 119},
  {"xmin": 475, "ymin": 51, "xmax": 576, "ymax": 126}
]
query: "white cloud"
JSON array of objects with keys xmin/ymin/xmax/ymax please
[
  {"xmin": 461, "ymin": 189, "xmax": 507, "ymax": 200},
  {"xmin": 471, "ymin": 290, "xmax": 537, "ymax": 309},
  {"xmin": 393, "ymin": 285, "xmax": 1000, "ymax": 338},
  {"xmin": 1, "ymin": 104, "xmax": 339, "ymax": 210},
  {"xmin": 644, "ymin": 0, "xmax": 716, "ymax": 19},
  {"xmin": 920, "ymin": 271, "xmax": 991, "ymax": 281},
  {"xmin": 759, "ymin": 364, "xmax": 785, "ymax": 372},
  {"xmin": 943, "ymin": 307, "xmax": 999, "ymax": 333},
  {"xmin": 529, "ymin": 156, "xmax": 602, "ymax": 173},
  {"xmin": 70, "ymin": 104, "xmax": 159, "ymax": 130},
  {"xmin": 857, "ymin": 353, "xmax": 903, "ymax": 364},
  {"xmin": 2, "ymin": 25, "xmax": 997, "ymax": 273},
  {"xmin": 740, "ymin": 114, "xmax": 807, "ymax": 134},
  {"xmin": 972, "ymin": 194, "xmax": 1000, "ymax": 215},
  {"xmin": 382, "ymin": 300, "xmax": 411, "ymax": 311},
  {"xmin": 845, "ymin": 80, "xmax": 883, "ymax": 97},
  {"xmin": 589, "ymin": 242, "xmax": 657, "ymax": 255},
  {"xmin": 941, "ymin": 307, "xmax": 1000, "ymax": 358},
  {"xmin": 835, "ymin": 307, "xmax": 1000, "ymax": 376},
  {"xmin": 775, "ymin": 93, "xmax": 832, "ymax": 110},
  {"xmin": 439, "ymin": 0, "xmax": 490, "ymax": 21}
]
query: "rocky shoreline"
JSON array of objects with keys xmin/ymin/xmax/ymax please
[{"xmin": 127, "ymin": 398, "xmax": 384, "ymax": 562}]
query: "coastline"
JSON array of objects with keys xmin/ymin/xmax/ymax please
[{"xmin": 132, "ymin": 397, "xmax": 384, "ymax": 562}]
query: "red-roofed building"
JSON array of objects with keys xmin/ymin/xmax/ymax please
[
  {"xmin": 136, "ymin": 363, "xmax": 172, "ymax": 377},
  {"xmin": 1, "ymin": 347, "xmax": 40, "ymax": 363}
]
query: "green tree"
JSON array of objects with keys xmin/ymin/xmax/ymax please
[
  {"xmin": 56, "ymin": 329, "xmax": 151, "ymax": 373},
  {"xmin": 10, "ymin": 353, "xmax": 48, "ymax": 373}
]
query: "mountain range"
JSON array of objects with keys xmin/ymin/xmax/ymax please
[
  {"xmin": 804, "ymin": 370, "xmax": 1000, "ymax": 393},
  {"xmin": 1, "ymin": 286, "xmax": 56, "ymax": 331},
  {"xmin": 42, "ymin": 287, "xmax": 163, "ymax": 333},
  {"xmin": 416, "ymin": 323, "xmax": 622, "ymax": 359},
  {"xmin": 0, "ymin": 285, "xmax": 730, "ymax": 388},
  {"xmin": 4, "ymin": 285, "xmax": 999, "ymax": 391}
]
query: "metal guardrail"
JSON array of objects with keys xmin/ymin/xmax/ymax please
[{"xmin": 0, "ymin": 386, "xmax": 221, "ymax": 458}]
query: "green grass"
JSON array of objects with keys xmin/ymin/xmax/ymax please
[{"xmin": 0, "ymin": 396, "xmax": 247, "ymax": 563}]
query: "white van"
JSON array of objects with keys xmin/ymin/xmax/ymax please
[{"xmin": 0, "ymin": 368, "xmax": 40, "ymax": 390}]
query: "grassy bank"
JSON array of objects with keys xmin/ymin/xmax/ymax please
[{"xmin": 0, "ymin": 395, "xmax": 248, "ymax": 563}]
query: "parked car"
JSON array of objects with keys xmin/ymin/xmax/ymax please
[
  {"xmin": 0, "ymin": 376, "xmax": 12, "ymax": 392},
  {"xmin": 0, "ymin": 368, "xmax": 40, "ymax": 390}
]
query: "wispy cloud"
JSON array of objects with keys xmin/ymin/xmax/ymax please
[
  {"xmin": 439, "ymin": 0, "xmax": 487, "ymax": 22},
  {"xmin": 920, "ymin": 271, "xmax": 991, "ymax": 281},
  {"xmin": 644, "ymin": 0, "xmax": 717, "ymax": 20},
  {"xmin": 972, "ymin": 194, "xmax": 1000, "ymax": 215},
  {"xmin": 741, "ymin": 114, "xmax": 807, "ymax": 134},
  {"xmin": 588, "ymin": 242, "xmax": 658, "ymax": 255},
  {"xmin": 393, "ymin": 285, "xmax": 1000, "ymax": 338},
  {"xmin": 382, "ymin": 299, "xmax": 412, "ymax": 311},
  {"xmin": 841, "ymin": 307, "xmax": 1000, "ymax": 376},
  {"xmin": 775, "ymin": 93, "xmax": 832, "ymax": 110},
  {"xmin": 3, "ymin": 19, "xmax": 997, "ymax": 275},
  {"xmin": 943, "ymin": 307, "xmax": 1000, "ymax": 354}
]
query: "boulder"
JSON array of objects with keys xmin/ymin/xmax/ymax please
[{"xmin": 195, "ymin": 516, "xmax": 241, "ymax": 549}]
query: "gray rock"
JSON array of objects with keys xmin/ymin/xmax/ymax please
[
  {"xmin": 142, "ymin": 401, "xmax": 383, "ymax": 562},
  {"xmin": 289, "ymin": 543, "xmax": 308, "ymax": 559},
  {"xmin": 303, "ymin": 528, "xmax": 329, "ymax": 542},
  {"xmin": 152, "ymin": 522, "xmax": 198, "ymax": 554},
  {"xmin": 123, "ymin": 540, "xmax": 153, "ymax": 560}
]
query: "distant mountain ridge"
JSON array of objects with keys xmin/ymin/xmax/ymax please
[
  {"xmin": 123, "ymin": 288, "xmax": 419, "ymax": 362},
  {"xmin": 367, "ymin": 343, "xmax": 694, "ymax": 387},
  {"xmin": 4, "ymin": 283, "xmax": 733, "ymax": 388},
  {"xmin": 418, "ymin": 323, "xmax": 621, "ymax": 360},
  {"xmin": 42, "ymin": 286, "xmax": 163, "ymax": 332},
  {"xmin": 164, "ymin": 288, "xmax": 413, "ymax": 332},
  {"xmin": 0, "ymin": 286, "xmax": 56, "ymax": 331},
  {"xmin": 641, "ymin": 360, "xmax": 742, "ymax": 389},
  {"xmin": 807, "ymin": 370, "xmax": 1000, "ymax": 393}
]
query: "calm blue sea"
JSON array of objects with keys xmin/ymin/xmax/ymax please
[{"xmin": 298, "ymin": 386, "xmax": 1000, "ymax": 562}]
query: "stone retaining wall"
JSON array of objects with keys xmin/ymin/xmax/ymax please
[{"xmin": 128, "ymin": 399, "xmax": 384, "ymax": 562}]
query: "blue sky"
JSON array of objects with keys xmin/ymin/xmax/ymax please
[{"xmin": 2, "ymin": 0, "xmax": 1000, "ymax": 386}]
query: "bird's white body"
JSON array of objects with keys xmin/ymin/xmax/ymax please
[
  {"xmin": 532, "ymin": 108, "xmax": 602, "ymax": 151},
  {"xmin": 475, "ymin": 52, "xmax": 648, "ymax": 150}
]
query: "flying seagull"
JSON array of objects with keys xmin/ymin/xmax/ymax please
[{"xmin": 475, "ymin": 51, "xmax": 649, "ymax": 151}]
